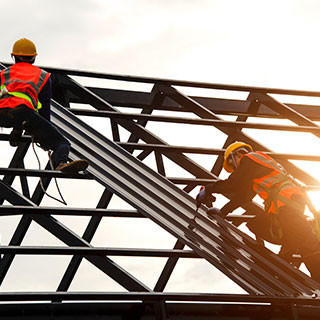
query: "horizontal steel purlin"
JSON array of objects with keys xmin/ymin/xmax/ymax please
[
  {"xmin": 70, "ymin": 107, "xmax": 320, "ymax": 133},
  {"xmin": 0, "ymin": 291, "xmax": 318, "ymax": 305},
  {"xmin": 0, "ymin": 205, "xmax": 143, "ymax": 217},
  {"xmin": 0, "ymin": 206, "xmax": 256, "ymax": 223},
  {"xmin": 0, "ymin": 246, "xmax": 198, "ymax": 258}
]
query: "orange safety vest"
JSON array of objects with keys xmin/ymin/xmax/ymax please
[
  {"xmin": 0, "ymin": 62, "xmax": 50, "ymax": 111},
  {"xmin": 244, "ymin": 151, "xmax": 304, "ymax": 214}
]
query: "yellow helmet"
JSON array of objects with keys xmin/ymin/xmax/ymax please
[
  {"xmin": 223, "ymin": 141, "xmax": 253, "ymax": 173},
  {"xmin": 11, "ymin": 38, "xmax": 37, "ymax": 56}
]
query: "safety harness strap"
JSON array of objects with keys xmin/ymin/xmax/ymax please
[
  {"xmin": 267, "ymin": 182, "xmax": 320, "ymax": 242},
  {"xmin": 8, "ymin": 91, "xmax": 42, "ymax": 111}
]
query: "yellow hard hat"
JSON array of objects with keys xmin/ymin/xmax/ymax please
[
  {"xmin": 223, "ymin": 141, "xmax": 253, "ymax": 173},
  {"xmin": 11, "ymin": 38, "xmax": 37, "ymax": 56}
]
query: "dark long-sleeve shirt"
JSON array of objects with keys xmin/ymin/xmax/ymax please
[
  {"xmin": 38, "ymin": 76, "xmax": 52, "ymax": 121},
  {"xmin": 206, "ymin": 154, "xmax": 280, "ymax": 215}
]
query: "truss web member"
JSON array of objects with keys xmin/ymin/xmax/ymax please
[
  {"xmin": 196, "ymin": 141, "xmax": 320, "ymax": 283},
  {"xmin": 0, "ymin": 38, "xmax": 88, "ymax": 173}
]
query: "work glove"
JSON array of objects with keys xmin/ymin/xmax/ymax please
[
  {"xmin": 9, "ymin": 127, "xmax": 23, "ymax": 147},
  {"xmin": 196, "ymin": 186, "xmax": 216, "ymax": 208}
]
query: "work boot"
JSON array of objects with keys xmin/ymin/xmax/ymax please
[{"xmin": 56, "ymin": 160, "xmax": 89, "ymax": 173}]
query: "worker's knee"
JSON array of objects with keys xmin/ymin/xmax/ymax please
[
  {"xmin": 37, "ymin": 136, "xmax": 70, "ymax": 153},
  {"xmin": 29, "ymin": 116, "xmax": 70, "ymax": 151}
]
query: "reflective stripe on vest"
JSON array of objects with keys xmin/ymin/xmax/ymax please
[
  {"xmin": 0, "ymin": 64, "xmax": 49, "ymax": 111},
  {"xmin": 0, "ymin": 84, "xmax": 42, "ymax": 111},
  {"xmin": 244, "ymin": 151, "xmax": 298, "ymax": 214},
  {"xmin": 11, "ymin": 91, "xmax": 42, "ymax": 110}
]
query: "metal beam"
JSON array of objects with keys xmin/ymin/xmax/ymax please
[
  {"xmin": 0, "ymin": 205, "xmax": 143, "ymax": 217},
  {"xmin": 0, "ymin": 246, "xmax": 198, "ymax": 258},
  {"xmin": 250, "ymin": 93, "xmax": 320, "ymax": 137},
  {"xmin": 0, "ymin": 291, "xmax": 318, "ymax": 305},
  {"xmin": 0, "ymin": 301, "xmax": 316, "ymax": 320},
  {"xmin": 70, "ymin": 108, "xmax": 320, "ymax": 133}
]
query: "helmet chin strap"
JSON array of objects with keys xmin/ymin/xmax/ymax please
[
  {"xmin": 229, "ymin": 148, "xmax": 249, "ymax": 170},
  {"xmin": 229, "ymin": 152, "xmax": 238, "ymax": 170}
]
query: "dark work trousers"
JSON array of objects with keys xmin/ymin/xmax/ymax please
[
  {"xmin": 246, "ymin": 213, "xmax": 282, "ymax": 245},
  {"xmin": 0, "ymin": 105, "xmax": 70, "ymax": 167},
  {"xmin": 247, "ymin": 206, "xmax": 320, "ymax": 283},
  {"xmin": 277, "ymin": 206, "xmax": 320, "ymax": 283}
]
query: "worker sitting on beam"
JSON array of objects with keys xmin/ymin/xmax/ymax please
[{"xmin": 0, "ymin": 38, "xmax": 88, "ymax": 173}]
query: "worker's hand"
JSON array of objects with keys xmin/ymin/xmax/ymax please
[
  {"xmin": 9, "ymin": 127, "xmax": 23, "ymax": 147},
  {"xmin": 196, "ymin": 186, "xmax": 216, "ymax": 208}
]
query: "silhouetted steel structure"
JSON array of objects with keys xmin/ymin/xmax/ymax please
[{"xmin": 1, "ymin": 61, "xmax": 320, "ymax": 318}]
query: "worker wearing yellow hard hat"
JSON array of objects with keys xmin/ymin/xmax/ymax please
[
  {"xmin": 223, "ymin": 141, "xmax": 253, "ymax": 173},
  {"xmin": 11, "ymin": 38, "xmax": 37, "ymax": 57},
  {"xmin": 0, "ymin": 38, "xmax": 88, "ymax": 173},
  {"xmin": 196, "ymin": 141, "xmax": 320, "ymax": 283}
]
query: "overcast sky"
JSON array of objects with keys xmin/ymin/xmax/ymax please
[
  {"xmin": 2, "ymin": 0, "xmax": 320, "ymax": 89},
  {"xmin": 1, "ymin": 0, "xmax": 320, "ymax": 295}
]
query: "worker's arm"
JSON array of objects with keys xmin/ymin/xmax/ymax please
[
  {"xmin": 38, "ymin": 77, "xmax": 52, "ymax": 121},
  {"xmin": 206, "ymin": 156, "xmax": 258, "ymax": 194},
  {"xmin": 199, "ymin": 155, "xmax": 267, "ymax": 214},
  {"xmin": 220, "ymin": 196, "xmax": 255, "ymax": 216}
]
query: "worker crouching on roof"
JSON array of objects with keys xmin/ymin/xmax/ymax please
[
  {"xmin": 0, "ymin": 38, "xmax": 88, "ymax": 173},
  {"xmin": 196, "ymin": 141, "xmax": 320, "ymax": 283}
]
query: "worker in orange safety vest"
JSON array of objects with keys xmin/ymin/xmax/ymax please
[
  {"xmin": 196, "ymin": 141, "xmax": 320, "ymax": 283},
  {"xmin": 0, "ymin": 38, "xmax": 88, "ymax": 173}
]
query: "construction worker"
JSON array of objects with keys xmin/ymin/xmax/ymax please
[
  {"xmin": 0, "ymin": 38, "xmax": 88, "ymax": 173},
  {"xmin": 196, "ymin": 141, "xmax": 320, "ymax": 282}
]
